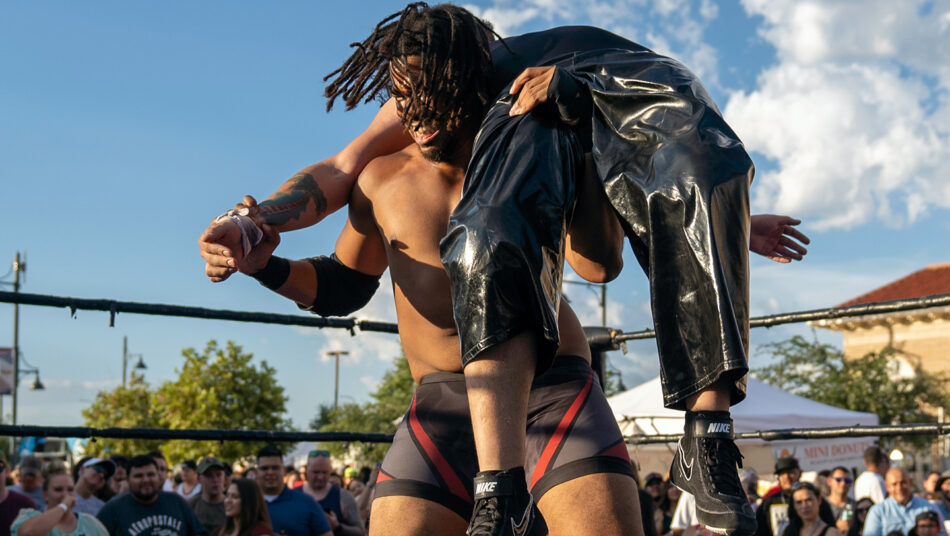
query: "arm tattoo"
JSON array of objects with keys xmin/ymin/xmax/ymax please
[{"xmin": 259, "ymin": 173, "xmax": 328, "ymax": 226}]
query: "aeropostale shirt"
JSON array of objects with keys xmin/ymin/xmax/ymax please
[{"xmin": 97, "ymin": 491, "xmax": 207, "ymax": 536}]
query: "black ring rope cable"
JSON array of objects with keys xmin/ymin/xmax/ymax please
[
  {"xmin": 2, "ymin": 422, "xmax": 950, "ymax": 445},
  {"xmin": 2, "ymin": 291, "xmax": 949, "ymax": 444},
  {"xmin": 614, "ymin": 292, "xmax": 950, "ymax": 342},
  {"xmin": 2, "ymin": 291, "xmax": 949, "ymax": 342}
]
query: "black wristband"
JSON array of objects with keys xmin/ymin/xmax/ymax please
[
  {"xmin": 249, "ymin": 256, "xmax": 291, "ymax": 290},
  {"xmin": 333, "ymin": 525, "xmax": 344, "ymax": 536}
]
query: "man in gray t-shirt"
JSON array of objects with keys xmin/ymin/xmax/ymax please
[
  {"xmin": 98, "ymin": 455, "xmax": 207, "ymax": 536},
  {"xmin": 187, "ymin": 457, "xmax": 228, "ymax": 533}
]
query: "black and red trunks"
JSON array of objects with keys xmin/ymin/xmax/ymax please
[{"xmin": 374, "ymin": 355, "xmax": 634, "ymax": 520}]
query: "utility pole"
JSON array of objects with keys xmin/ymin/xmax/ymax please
[
  {"xmin": 326, "ymin": 350, "xmax": 350, "ymax": 411},
  {"xmin": 123, "ymin": 336, "xmax": 128, "ymax": 388},
  {"xmin": 11, "ymin": 252, "xmax": 23, "ymax": 426}
]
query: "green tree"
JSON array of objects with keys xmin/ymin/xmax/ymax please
[
  {"xmin": 81, "ymin": 373, "xmax": 163, "ymax": 456},
  {"xmin": 312, "ymin": 356, "xmax": 414, "ymax": 465},
  {"xmin": 754, "ymin": 335, "xmax": 950, "ymax": 449},
  {"xmin": 154, "ymin": 340, "xmax": 292, "ymax": 462},
  {"xmin": 82, "ymin": 340, "xmax": 292, "ymax": 462}
]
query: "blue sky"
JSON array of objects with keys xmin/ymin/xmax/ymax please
[{"xmin": 2, "ymin": 0, "xmax": 948, "ymax": 431}]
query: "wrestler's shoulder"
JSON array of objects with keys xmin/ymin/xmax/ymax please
[{"xmin": 356, "ymin": 146, "xmax": 423, "ymax": 196}]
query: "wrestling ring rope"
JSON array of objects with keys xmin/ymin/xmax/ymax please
[{"xmin": 2, "ymin": 290, "xmax": 949, "ymax": 445}]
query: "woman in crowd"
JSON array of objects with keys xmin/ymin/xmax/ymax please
[
  {"xmin": 658, "ymin": 479, "xmax": 682, "ymax": 536},
  {"xmin": 847, "ymin": 497, "xmax": 874, "ymax": 536},
  {"xmin": 216, "ymin": 478, "xmax": 274, "ymax": 536},
  {"xmin": 11, "ymin": 466, "xmax": 108, "ymax": 536},
  {"xmin": 783, "ymin": 482, "xmax": 841, "ymax": 536}
]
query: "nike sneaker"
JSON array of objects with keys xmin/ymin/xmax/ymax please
[
  {"xmin": 467, "ymin": 467, "xmax": 538, "ymax": 536},
  {"xmin": 669, "ymin": 411, "xmax": 757, "ymax": 536}
]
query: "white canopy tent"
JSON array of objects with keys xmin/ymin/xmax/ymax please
[{"xmin": 607, "ymin": 376, "xmax": 879, "ymax": 477}]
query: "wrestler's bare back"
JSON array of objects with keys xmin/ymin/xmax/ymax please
[{"xmin": 338, "ymin": 144, "xmax": 591, "ymax": 383}]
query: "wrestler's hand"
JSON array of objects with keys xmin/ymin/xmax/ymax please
[
  {"xmin": 509, "ymin": 66, "xmax": 556, "ymax": 116},
  {"xmin": 240, "ymin": 196, "xmax": 281, "ymax": 275},
  {"xmin": 749, "ymin": 214, "xmax": 810, "ymax": 263},
  {"xmin": 199, "ymin": 220, "xmax": 242, "ymax": 282}
]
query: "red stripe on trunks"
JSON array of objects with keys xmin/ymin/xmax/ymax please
[
  {"xmin": 408, "ymin": 391, "xmax": 472, "ymax": 503},
  {"xmin": 530, "ymin": 370, "xmax": 594, "ymax": 489}
]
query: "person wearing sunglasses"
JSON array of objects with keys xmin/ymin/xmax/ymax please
[
  {"xmin": 782, "ymin": 482, "xmax": 841, "ymax": 536},
  {"xmin": 846, "ymin": 498, "xmax": 874, "ymax": 536},
  {"xmin": 826, "ymin": 467, "xmax": 855, "ymax": 532}
]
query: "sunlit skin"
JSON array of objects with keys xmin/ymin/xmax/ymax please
[
  {"xmin": 792, "ymin": 489, "xmax": 819, "ymax": 522},
  {"xmin": 256, "ymin": 456, "xmax": 284, "ymax": 496},
  {"xmin": 827, "ymin": 468, "xmax": 854, "ymax": 531},
  {"xmin": 129, "ymin": 464, "xmax": 161, "ymax": 505},
  {"xmin": 306, "ymin": 457, "xmax": 331, "ymax": 495},
  {"xmin": 924, "ymin": 472, "xmax": 940, "ymax": 494},
  {"xmin": 16, "ymin": 474, "xmax": 79, "ymax": 536},
  {"xmin": 778, "ymin": 468, "xmax": 802, "ymax": 492},
  {"xmin": 43, "ymin": 474, "xmax": 76, "ymax": 511},
  {"xmin": 885, "ymin": 468, "xmax": 913, "ymax": 505}
]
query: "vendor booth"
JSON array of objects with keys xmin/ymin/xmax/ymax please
[{"xmin": 607, "ymin": 376, "xmax": 879, "ymax": 477}]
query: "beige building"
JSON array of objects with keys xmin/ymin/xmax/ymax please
[{"xmin": 815, "ymin": 263, "xmax": 950, "ymax": 374}]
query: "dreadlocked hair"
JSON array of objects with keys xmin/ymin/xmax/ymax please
[{"xmin": 324, "ymin": 2, "xmax": 502, "ymax": 133}]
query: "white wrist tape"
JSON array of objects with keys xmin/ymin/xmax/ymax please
[{"xmin": 214, "ymin": 208, "xmax": 264, "ymax": 260}]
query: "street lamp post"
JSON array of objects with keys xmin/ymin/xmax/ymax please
[
  {"xmin": 326, "ymin": 350, "xmax": 350, "ymax": 411},
  {"xmin": 0, "ymin": 252, "xmax": 26, "ymax": 426},
  {"xmin": 122, "ymin": 336, "xmax": 147, "ymax": 388}
]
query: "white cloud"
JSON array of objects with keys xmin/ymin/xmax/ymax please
[
  {"xmin": 297, "ymin": 272, "xmax": 402, "ymax": 367},
  {"xmin": 467, "ymin": 0, "xmax": 721, "ymax": 85},
  {"xmin": 729, "ymin": 0, "xmax": 950, "ymax": 229}
]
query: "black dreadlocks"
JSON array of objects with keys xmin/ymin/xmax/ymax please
[{"xmin": 324, "ymin": 3, "xmax": 502, "ymax": 133}]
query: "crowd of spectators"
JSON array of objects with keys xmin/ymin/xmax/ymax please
[
  {"xmin": 8, "ymin": 442, "xmax": 950, "ymax": 536},
  {"xmin": 0, "ymin": 447, "xmax": 378, "ymax": 536},
  {"xmin": 635, "ymin": 446, "xmax": 950, "ymax": 536}
]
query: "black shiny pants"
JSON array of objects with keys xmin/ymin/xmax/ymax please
[{"xmin": 442, "ymin": 60, "xmax": 753, "ymax": 409}]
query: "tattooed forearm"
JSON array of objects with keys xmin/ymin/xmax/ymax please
[{"xmin": 259, "ymin": 173, "xmax": 329, "ymax": 226}]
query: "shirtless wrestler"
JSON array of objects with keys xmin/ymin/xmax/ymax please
[
  {"xmin": 226, "ymin": 51, "xmax": 642, "ymax": 536},
  {"xmin": 199, "ymin": 5, "xmax": 809, "ymax": 536}
]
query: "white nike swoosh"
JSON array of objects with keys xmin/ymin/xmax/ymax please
[{"xmin": 679, "ymin": 440, "xmax": 695, "ymax": 481}]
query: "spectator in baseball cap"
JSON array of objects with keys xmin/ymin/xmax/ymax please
[
  {"xmin": 10, "ymin": 456, "xmax": 44, "ymax": 511},
  {"xmin": 74, "ymin": 458, "xmax": 115, "ymax": 516},
  {"xmin": 188, "ymin": 457, "xmax": 229, "ymax": 534}
]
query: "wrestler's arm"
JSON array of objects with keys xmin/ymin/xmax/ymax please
[
  {"xmin": 198, "ymin": 99, "xmax": 408, "ymax": 281},
  {"xmin": 565, "ymin": 154, "xmax": 625, "ymax": 283},
  {"xmin": 258, "ymin": 98, "xmax": 410, "ymax": 231},
  {"xmin": 237, "ymin": 176, "xmax": 388, "ymax": 307}
]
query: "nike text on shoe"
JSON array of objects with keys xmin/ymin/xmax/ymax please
[
  {"xmin": 670, "ymin": 411, "xmax": 757, "ymax": 536},
  {"xmin": 467, "ymin": 467, "xmax": 539, "ymax": 536}
]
